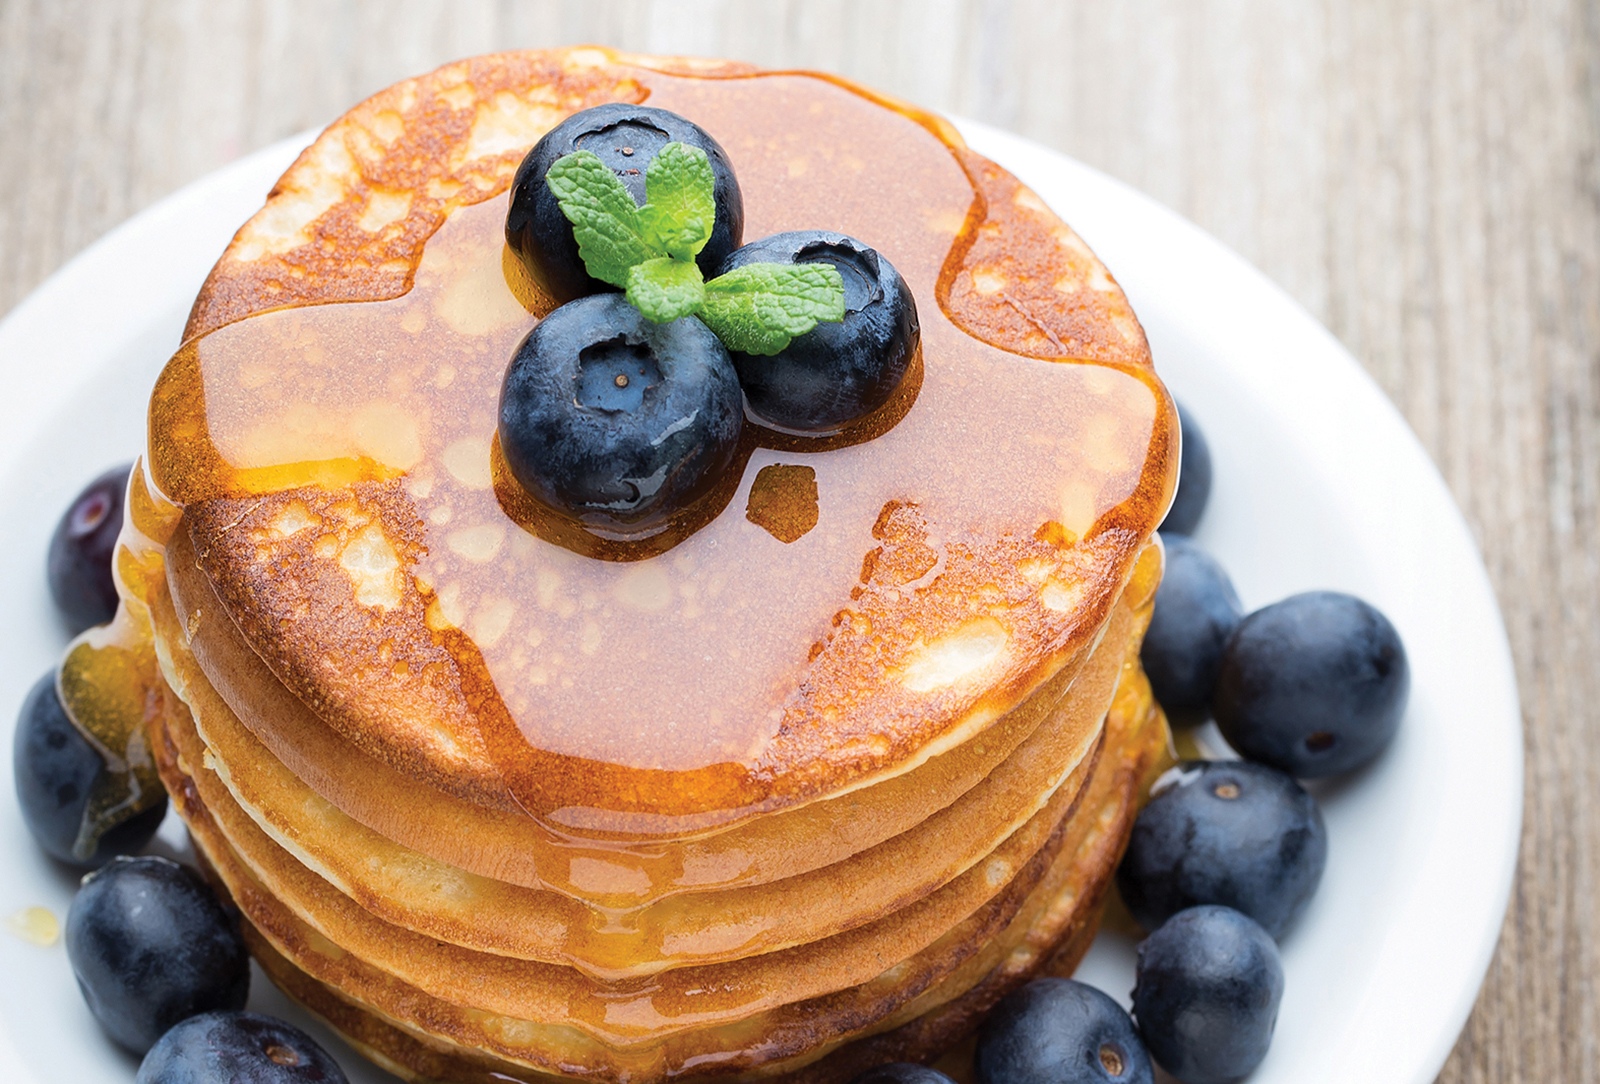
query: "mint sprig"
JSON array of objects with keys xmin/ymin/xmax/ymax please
[{"xmin": 547, "ymin": 143, "xmax": 844, "ymax": 354}]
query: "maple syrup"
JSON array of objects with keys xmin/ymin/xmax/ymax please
[{"xmin": 86, "ymin": 66, "xmax": 1173, "ymax": 844}]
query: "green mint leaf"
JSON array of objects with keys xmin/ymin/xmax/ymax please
[
  {"xmin": 545, "ymin": 150, "xmax": 656, "ymax": 286},
  {"xmin": 699, "ymin": 263, "xmax": 847, "ymax": 355},
  {"xmin": 626, "ymin": 257, "xmax": 706, "ymax": 323},
  {"xmin": 639, "ymin": 142, "xmax": 717, "ymax": 260}
]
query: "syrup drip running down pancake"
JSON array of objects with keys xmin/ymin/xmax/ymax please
[{"xmin": 142, "ymin": 56, "xmax": 1174, "ymax": 839}]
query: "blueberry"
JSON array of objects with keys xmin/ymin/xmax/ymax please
[
  {"xmin": 12, "ymin": 670, "xmax": 165, "ymax": 867},
  {"xmin": 507, "ymin": 103, "xmax": 744, "ymax": 303},
  {"xmin": 137, "ymin": 1011, "xmax": 348, "ymax": 1084},
  {"xmin": 1213, "ymin": 591, "xmax": 1408, "ymax": 777},
  {"xmin": 1140, "ymin": 537, "xmax": 1242, "ymax": 716},
  {"xmin": 65, "ymin": 856, "xmax": 250, "ymax": 1054},
  {"xmin": 1159, "ymin": 403, "xmax": 1211, "ymax": 535},
  {"xmin": 1116, "ymin": 760, "xmax": 1326, "ymax": 939},
  {"xmin": 848, "ymin": 1063, "xmax": 958, "ymax": 1084},
  {"xmin": 976, "ymin": 978, "xmax": 1152, "ymax": 1084},
  {"xmin": 714, "ymin": 231, "xmax": 919, "ymax": 433},
  {"xmin": 1133, "ymin": 906, "xmax": 1283, "ymax": 1084},
  {"xmin": 48, "ymin": 462, "xmax": 132, "ymax": 634},
  {"xmin": 499, "ymin": 294, "xmax": 743, "ymax": 534}
]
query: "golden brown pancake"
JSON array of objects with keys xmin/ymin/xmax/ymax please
[
  {"xmin": 172, "ymin": 641, "xmax": 1167, "ymax": 1084},
  {"xmin": 155, "ymin": 691, "xmax": 1087, "ymax": 1051},
  {"xmin": 155, "ymin": 546, "xmax": 1127, "ymax": 975},
  {"xmin": 147, "ymin": 49, "xmax": 1173, "ymax": 831},
  {"xmin": 146, "ymin": 548, "xmax": 1145, "ymax": 1014},
  {"xmin": 146, "ymin": 547, "xmax": 1163, "ymax": 1079},
  {"xmin": 164, "ymin": 513, "xmax": 1111, "ymax": 913},
  {"xmin": 106, "ymin": 45, "xmax": 1180, "ymax": 1084}
]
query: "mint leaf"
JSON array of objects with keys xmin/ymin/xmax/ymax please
[
  {"xmin": 626, "ymin": 257, "xmax": 706, "ymax": 323},
  {"xmin": 545, "ymin": 150, "xmax": 655, "ymax": 287},
  {"xmin": 639, "ymin": 143, "xmax": 716, "ymax": 260},
  {"xmin": 699, "ymin": 263, "xmax": 847, "ymax": 355}
]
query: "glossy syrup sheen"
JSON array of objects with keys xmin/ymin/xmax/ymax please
[{"xmin": 141, "ymin": 68, "xmax": 1172, "ymax": 809}]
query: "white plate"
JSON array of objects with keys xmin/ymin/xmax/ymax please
[{"xmin": 0, "ymin": 121, "xmax": 1520, "ymax": 1084}]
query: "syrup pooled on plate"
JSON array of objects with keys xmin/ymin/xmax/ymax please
[{"xmin": 135, "ymin": 66, "xmax": 1173, "ymax": 838}]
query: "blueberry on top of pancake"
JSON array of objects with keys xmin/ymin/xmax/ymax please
[
  {"xmin": 716, "ymin": 230, "xmax": 919, "ymax": 434},
  {"xmin": 498, "ymin": 293, "xmax": 743, "ymax": 535},
  {"xmin": 507, "ymin": 102, "xmax": 745, "ymax": 303}
]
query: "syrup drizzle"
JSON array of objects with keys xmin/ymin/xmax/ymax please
[{"xmin": 138, "ymin": 69, "xmax": 1173, "ymax": 833}]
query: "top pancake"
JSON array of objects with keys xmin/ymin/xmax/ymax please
[{"xmin": 146, "ymin": 47, "xmax": 1176, "ymax": 836}]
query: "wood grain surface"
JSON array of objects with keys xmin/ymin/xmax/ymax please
[{"xmin": 1, "ymin": 1, "xmax": 1595, "ymax": 1080}]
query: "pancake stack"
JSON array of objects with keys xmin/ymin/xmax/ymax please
[{"xmin": 115, "ymin": 48, "xmax": 1178, "ymax": 1083}]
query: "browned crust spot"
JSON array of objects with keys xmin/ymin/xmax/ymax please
[
  {"xmin": 940, "ymin": 149, "xmax": 1152, "ymax": 367},
  {"xmin": 180, "ymin": 483, "xmax": 507, "ymax": 803},
  {"xmin": 184, "ymin": 49, "xmax": 760, "ymax": 342}
]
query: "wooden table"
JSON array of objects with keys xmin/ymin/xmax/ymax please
[{"xmin": 2, "ymin": 1, "xmax": 1592, "ymax": 1079}]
